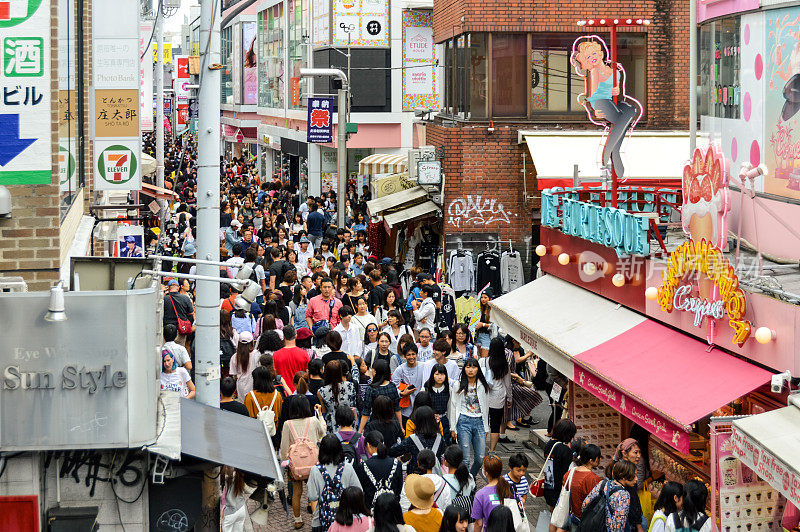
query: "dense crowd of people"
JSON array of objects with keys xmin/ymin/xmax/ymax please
[{"xmin": 147, "ymin": 138, "xmax": 707, "ymax": 532}]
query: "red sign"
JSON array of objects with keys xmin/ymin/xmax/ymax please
[
  {"xmin": 310, "ymin": 109, "xmax": 331, "ymax": 128},
  {"xmin": 235, "ymin": 129, "xmax": 244, "ymax": 143},
  {"xmin": 177, "ymin": 57, "xmax": 189, "ymax": 79},
  {"xmin": 291, "ymin": 77, "xmax": 300, "ymax": 107},
  {"xmin": 177, "ymin": 103, "xmax": 188, "ymax": 126}
]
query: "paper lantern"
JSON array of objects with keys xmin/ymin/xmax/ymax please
[{"xmin": 645, "ymin": 286, "xmax": 658, "ymax": 300}]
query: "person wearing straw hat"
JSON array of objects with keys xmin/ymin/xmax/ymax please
[{"xmin": 402, "ymin": 474, "xmax": 443, "ymax": 532}]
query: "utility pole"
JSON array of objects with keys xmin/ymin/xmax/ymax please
[
  {"xmin": 197, "ymin": 0, "xmax": 222, "ymax": 528},
  {"xmin": 300, "ymin": 68, "xmax": 349, "ymax": 229},
  {"xmin": 155, "ymin": 5, "xmax": 165, "ymax": 222}
]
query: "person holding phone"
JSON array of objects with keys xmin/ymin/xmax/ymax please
[{"xmin": 391, "ymin": 344, "xmax": 424, "ymax": 421}]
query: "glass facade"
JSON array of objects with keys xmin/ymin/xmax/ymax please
[
  {"xmin": 288, "ymin": 0, "xmax": 308, "ymax": 109},
  {"xmin": 58, "ymin": 0, "xmax": 84, "ymax": 217},
  {"xmin": 444, "ymin": 32, "xmax": 648, "ymax": 120},
  {"xmin": 221, "ymin": 25, "xmax": 233, "ymax": 104},
  {"xmin": 699, "ymin": 17, "xmax": 740, "ymax": 119},
  {"xmin": 258, "ymin": 4, "xmax": 285, "ymax": 109}
]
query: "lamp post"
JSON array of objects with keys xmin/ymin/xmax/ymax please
[
  {"xmin": 299, "ymin": 68, "xmax": 349, "ymax": 229},
  {"xmin": 575, "ymin": 17, "xmax": 650, "ymax": 208}
]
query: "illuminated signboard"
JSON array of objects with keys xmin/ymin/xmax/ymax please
[{"xmin": 656, "ymin": 146, "xmax": 751, "ymax": 345}]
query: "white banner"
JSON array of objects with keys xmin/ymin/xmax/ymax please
[
  {"xmin": 140, "ymin": 22, "xmax": 154, "ymax": 131},
  {"xmin": 731, "ymin": 425, "xmax": 800, "ymax": 510}
]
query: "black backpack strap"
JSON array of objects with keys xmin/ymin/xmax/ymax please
[
  {"xmin": 350, "ymin": 432, "xmax": 361, "ymax": 446},
  {"xmin": 694, "ymin": 514, "xmax": 709, "ymax": 530}
]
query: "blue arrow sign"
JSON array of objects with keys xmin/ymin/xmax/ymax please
[{"xmin": 0, "ymin": 114, "xmax": 36, "ymax": 166}]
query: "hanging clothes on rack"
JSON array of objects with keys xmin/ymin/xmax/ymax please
[
  {"xmin": 448, "ymin": 248, "xmax": 475, "ymax": 293},
  {"xmin": 455, "ymin": 294, "xmax": 476, "ymax": 325},
  {"xmin": 501, "ymin": 249, "xmax": 525, "ymax": 293},
  {"xmin": 437, "ymin": 283, "xmax": 457, "ymax": 332},
  {"xmin": 476, "ymin": 248, "xmax": 502, "ymax": 296}
]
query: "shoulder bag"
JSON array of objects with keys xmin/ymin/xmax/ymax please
[{"xmin": 168, "ymin": 294, "xmax": 192, "ymax": 335}]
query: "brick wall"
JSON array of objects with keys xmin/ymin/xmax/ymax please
[
  {"xmin": 432, "ymin": 0, "xmax": 690, "ymax": 129},
  {"xmin": 0, "ymin": 0, "xmax": 62, "ymax": 291}
]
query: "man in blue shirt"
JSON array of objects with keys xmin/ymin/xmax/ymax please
[{"xmin": 306, "ymin": 201, "xmax": 326, "ymax": 249}]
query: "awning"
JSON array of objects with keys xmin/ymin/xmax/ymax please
[
  {"xmin": 141, "ymin": 153, "xmax": 157, "ymax": 177},
  {"xmin": 366, "ymin": 186, "xmax": 428, "ymax": 215},
  {"xmin": 359, "ymin": 153, "xmax": 407, "ymax": 175},
  {"xmin": 141, "ymin": 182, "xmax": 179, "ymax": 200},
  {"xmin": 492, "ymin": 276, "xmax": 772, "ymax": 454},
  {"xmin": 490, "ymin": 275, "xmax": 646, "ymax": 380},
  {"xmin": 731, "ymin": 398, "xmax": 800, "ymax": 509},
  {"xmin": 573, "ymin": 321, "xmax": 772, "ymax": 454},
  {"xmin": 521, "ymin": 131, "xmax": 689, "ymax": 189},
  {"xmin": 148, "ymin": 392, "xmax": 283, "ymax": 480},
  {"xmin": 383, "ymin": 200, "xmax": 439, "ymax": 227}
]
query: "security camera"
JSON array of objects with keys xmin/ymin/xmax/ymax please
[
  {"xmin": 771, "ymin": 370, "xmax": 792, "ymax": 393},
  {"xmin": 0, "ymin": 186, "xmax": 11, "ymax": 218}
]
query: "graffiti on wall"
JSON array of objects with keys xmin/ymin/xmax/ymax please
[
  {"xmin": 44, "ymin": 450, "xmax": 146, "ymax": 497},
  {"xmin": 447, "ymin": 195, "xmax": 517, "ymax": 228}
]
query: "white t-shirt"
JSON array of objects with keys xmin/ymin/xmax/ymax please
[
  {"xmin": 244, "ymin": 261, "xmax": 266, "ymax": 283},
  {"xmin": 162, "ymin": 341, "xmax": 190, "ymax": 367},
  {"xmin": 417, "ymin": 343, "xmax": 434, "ymax": 363},
  {"xmin": 160, "ymin": 367, "xmax": 192, "ymax": 397},
  {"xmin": 225, "ymin": 256, "xmax": 244, "ymax": 277},
  {"xmin": 665, "ymin": 513, "xmax": 711, "ymax": 532}
]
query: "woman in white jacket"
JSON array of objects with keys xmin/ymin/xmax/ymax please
[
  {"xmin": 411, "ymin": 284, "xmax": 436, "ymax": 338},
  {"xmin": 448, "ymin": 357, "xmax": 491, "ymax": 477}
]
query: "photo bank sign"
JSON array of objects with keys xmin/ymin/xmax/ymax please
[{"xmin": 541, "ymin": 188, "xmax": 650, "ymax": 256}]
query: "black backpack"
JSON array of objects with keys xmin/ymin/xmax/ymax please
[
  {"xmin": 671, "ymin": 513, "xmax": 709, "ymax": 531},
  {"xmin": 337, "ymin": 432, "xmax": 362, "ymax": 464},
  {"xmin": 579, "ymin": 480, "xmax": 624, "ymax": 532},
  {"xmin": 219, "ymin": 336, "xmax": 236, "ymax": 369}
]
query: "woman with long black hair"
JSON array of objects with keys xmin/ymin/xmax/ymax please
[
  {"xmin": 359, "ymin": 359, "xmax": 403, "ymax": 432},
  {"xmin": 389, "ymin": 406, "xmax": 444, "ymax": 474},
  {"xmin": 356, "ymin": 431, "xmax": 404, "ymax": 510},
  {"xmin": 317, "ymin": 359, "xmax": 357, "ymax": 432},
  {"xmin": 448, "ymin": 357, "xmax": 490, "ymax": 477},
  {"xmin": 665, "ymin": 480, "xmax": 710, "ymax": 532},
  {"xmin": 423, "ymin": 363, "xmax": 451, "ymax": 442},
  {"xmin": 329, "ymin": 486, "xmax": 373, "ymax": 532},
  {"xmin": 370, "ymin": 493, "xmax": 413, "ymax": 532},
  {"xmin": 480, "ymin": 337, "xmax": 513, "ymax": 452}
]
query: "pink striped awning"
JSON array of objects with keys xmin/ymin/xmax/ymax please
[{"xmin": 358, "ymin": 153, "xmax": 407, "ymax": 175}]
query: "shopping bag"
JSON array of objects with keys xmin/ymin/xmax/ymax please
[
  {"xmin": 551, "ymin": 468, "xmax": 574, "ymax": 529},
  {"xmin": 535, "ymin": 509, "xmax": 552, "ymax": 532}
]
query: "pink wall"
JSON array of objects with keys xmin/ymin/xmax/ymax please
[
  {"xmin": 697, "ymin": 0, "xmax": 759, "ymax": 23},
  {"xmin": 728, "ymin": 191, "xmax": 800, "ymax": 261}
]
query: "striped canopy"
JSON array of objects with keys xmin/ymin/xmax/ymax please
[{"xmin": 358, "ymin": 153, "xmax": 407, "ymax": 175}]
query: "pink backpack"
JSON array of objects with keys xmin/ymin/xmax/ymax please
[{"xmin": 287, "ymin": 419, "xmax": 318, "ymax": 480}]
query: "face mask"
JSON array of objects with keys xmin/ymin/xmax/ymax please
[{"xmin": 440, "ymin": 464, "xmax": 450, "ymax": 475}]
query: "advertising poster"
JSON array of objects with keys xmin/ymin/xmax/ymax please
[
  {"xmin": 0, "ymin": 0, "xmax": 53, "ymax": 185},
  {"xmin": 312, "ymin": 0, "xmax": 330, "ymax": 45},
  {"xmin": 765, "ymin": 7, "xmax": 800, "ymax": 199},
  {"xmin": 307, "ymin": 97, "xmax": 334, "ymax": 143},
  {"xmin": 402, "ymin": 11, "xmax": 436, "ymax": 110},
  {"xmin": 242, "ymin": 22, "xmax": 257, "ymax": 105},
  {"xmin": 140, "ymin": 22, "xmax": 154, "ymax": 131},
  {"xmin": 718, "ymin": 430, "xmax": 785, "ymax": 531},
  {"xmin": 116, "ymin": 225, "xmax": 145, "ymax": 258},
  {"xmin": 332, "ymin": 0, "xmax": 389, "ymax": 47},
  {"xmin": 232, "ymin": 22, "xmax": 242, "ymax": 104},
  {"xmin": 175, "ymin": 56, "xmax": 189, "ymax": 103}
]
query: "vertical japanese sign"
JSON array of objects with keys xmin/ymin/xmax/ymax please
[
  {"xmin": 242, "ymin": 22, "xmax": 257, "ymax": 105},
  {"xmin": 93, "ymin": 0, "xmax": 141, "ymax": 191},
  {"xmin": 175, "ymin": 56, "xmax": 189, "ymax": 132},
  {"xmin": 152, "ymin": 42, "xmax": 172, "ymax": 64},
  {"xmin": 140, "ymin": 21, "xmax": 154, "ymax": 131},
  {"xmin": 307, "ymin": 97, "xmax": 334, "ymax": 143},
  {"xmin": 232, "ymin": 22, "xmax": 242, "ymax": 104},
  {"xmin": 0, "ymin": 0, "xmax": 52, "ymax": 185},
  {"xmin": 402, "ymin": 10, "xmax": 436, "ymax": 110}
]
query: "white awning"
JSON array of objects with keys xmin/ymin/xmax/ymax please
[
  {"xmin": 366, "ymin": 186, "xmax": 428, "ymax": 215},
  {"xmin": 489, "ymin": 275, "xmax": 647, "ymax": 379},
  {"xmin": 141, "ymin": 153, "xmax": 157, "ymax": 177},
  {"xmin": 359, "ymin": 153, "xmax": 407, "ymax": 175},
  {"xmin": 383, "ymin": 200, "xmax": 440, "ymax": 227},
  {"xmin": 731, "ymin": 398, "xmax": 800, "ymax": 509},
  {"xmin": 521, "ymin": 131, "xmax": 689, "ymax": 180}
]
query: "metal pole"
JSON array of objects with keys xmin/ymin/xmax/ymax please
[
  {"xmin": 197, "ymin": 1, "xmax": 222, "ymax": 529},
  {"xmin": 689, "ymin": 0, "xmax": 697, "ymax": 155},
  {"xmin": 337, "ymin": 86, "xmax": 348, "ymax": 228},
  {"xmin": 610, "ymin": 25, "xmax": 618, "ymax": 208},
  {"xmin": 197, "ymin": 0, "xmax": 221, "ymax": 408},
  {"xmin": 156, "ymin": 7, "xmax": 165, "ymax": 222}
]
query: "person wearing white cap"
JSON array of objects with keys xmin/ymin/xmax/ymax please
[
  {"xmin": 224, "ymin": 219, "xmax": 242, "ymax": 255},
  {"xmin": 228, "ymin": 331, "xmax": 259, "ymax": 400}
]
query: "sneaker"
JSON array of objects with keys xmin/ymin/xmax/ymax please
[{"xmin": 498, "ymin": 436, "xmax": 513, "ymax": 444}]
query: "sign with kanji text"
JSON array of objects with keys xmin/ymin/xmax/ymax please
[
  {"xmin": 307, "ymin": 97, "xmax": 334, "ymax": 144},
  {"xmin": 94, "ymin": 138, "xmax": 141, "ymax": 191},
  {"xmin": 152, "ymin": 42, "xmax": 172, "ymax": 64},
  {"xmin": 95, "ymin": 89, "xmax": 139, "ymax": 137},
  {"xmin": 0, "ymin": 0, "xmax": 51, "ymax": 185}
]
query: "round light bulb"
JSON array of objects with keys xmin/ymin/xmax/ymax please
[
  {"xmin": 558, "ymin": 253, "xmax": 570, "ymax": 265},
  {"xmin": 645, "ymin": 286, "xmax": 658, "ymax": 301},
  {"xmin": 583, "ymin": 262, "xmax": 597, "ymax": 275},
  {"xmin": 613, "ymin": 19, "xmax": 619, "ymax": 24},
  {"xmin": 755, "ymin": 327, "xmax": 775, "ymax": 344},
  {"xmin": 588, "ymin": 19, "xmax": 594, "ymax": 25},
  {"xmin": 600, "ymin": 19, "xmax": 606, "ymax": 24},
  {"xmin": 612, "ymin": 273, "xmax": 625, "ymax": 287},
  {"xmin": 535, "ymin": 245, "xmax": 547, "ymax": 257}
]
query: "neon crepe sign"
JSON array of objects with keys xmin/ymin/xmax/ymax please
[{"xmin": 657, "ymin": 146, "xmax": 751, "ymax": 346}]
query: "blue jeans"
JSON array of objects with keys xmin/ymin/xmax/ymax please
[{"xmin": 457, "ymin": 414, "xmax": 485, "ymax": 477}]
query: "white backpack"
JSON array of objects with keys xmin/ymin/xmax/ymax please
[{"xmin": 249, "ymin": 391, "xmax": 278, "ymax": 436}]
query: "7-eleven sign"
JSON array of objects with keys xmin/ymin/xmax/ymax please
[
  {"xmin": 0, "ymin": 0, "xmax": 29, "ymax": 21},
  {"xmin": 105, "ymin": 151, "xmax": 129, "ymax": 181},
  {"xmin": 96, "ymin": 143, "xmax": 139, "ymax": 190}
]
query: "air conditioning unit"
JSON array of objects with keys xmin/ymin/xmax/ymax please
[
  {"xmin": 407, "ymin": 146, "xmax": 436, "ymax": 181},
  {"xmin": 0, "ymin": 276, "xmax": 28, "ymax": 292}
]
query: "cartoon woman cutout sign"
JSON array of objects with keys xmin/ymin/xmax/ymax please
[{"xmin": 571, "ymin": 36, "xmax": 642, "ymax": 179}]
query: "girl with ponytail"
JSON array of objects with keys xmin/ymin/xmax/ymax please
[
  {"xmin": 357, "ymin": 430, "xmax": 403, "ymax": 511},
  {"xmin": 471, "ymin": 455, "xmax": 513, "ymax": 532},
  {"xmin": 440, "ymin": 445, "xmax": 475, "ymax": 503}
]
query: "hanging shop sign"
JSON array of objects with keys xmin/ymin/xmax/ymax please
[
  {"xmin": 731, "ymin": 426, "xmax": 800, "ymax": 510},
  {"xmin": 656, "ymin": 145, "xmax": 751, "ymax": 345},
  {"xmin": 541, "ymin": 190, "xmax": 649, "ymax": 256},
  {"xmin": 571, "ymin": 34, "xmax": 643, "ymax": 180},
  {"xmin": 307, "ymin": 97, "xmax": 334, "ymax": 144}
]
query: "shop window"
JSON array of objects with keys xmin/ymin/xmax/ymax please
[
  {"xmin": 492, "ymin": 34, "xmax": 527, "ymax": 117},
  {"xmin": 466, "ymin": 34, "xmax": 488, "ymax": 119},
  {"xmin": 698, "ymin": 18, "xmax": 740, "ymax": 119},
  {"xmin": 288, "ymin": 0, "xmax": 308, "ymax": 109},
  {"xmin": 258, "ymin": 4, "xmax": 284, "ymax": 109},
  {"xmin": 58, "ymin": 0, "xmax": 85, "ymax": 218},
  {"xmin": 221, "ymin": 26, "xmax": 233, "ymax": 104}
]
